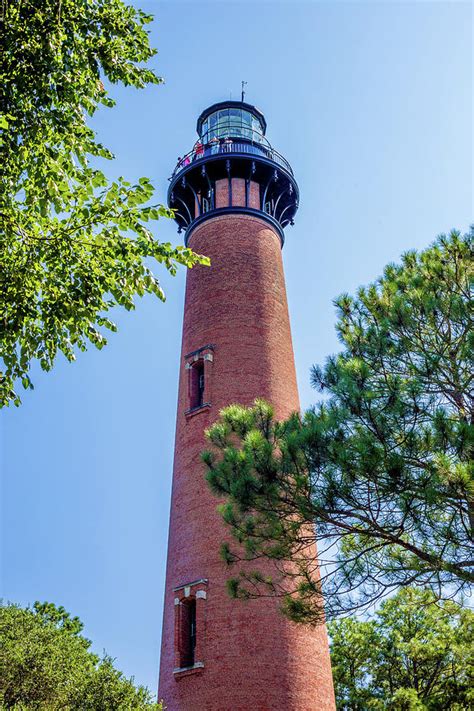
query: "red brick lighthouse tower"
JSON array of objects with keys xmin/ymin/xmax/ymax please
[{"xmin": 159, "ymin": 100, "xmax": 336, "ymax": 710}]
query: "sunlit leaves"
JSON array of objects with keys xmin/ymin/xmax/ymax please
[
  {"xmin": 329, "ymin": 588, "xmax": 474, "ymax": 709},
  {"xmin": 0, "ymin": 0, "xmax": 208, "ymax": 406}
]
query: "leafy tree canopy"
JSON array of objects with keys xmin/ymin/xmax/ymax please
[
  {"xmin": 329, "ymin": 587, "xmax": 473, "ymax": 710},
  {"xmin": 0, "ymin": 601, "xmax": 162, "ymax": 709},
  {"xmin": 0, "ymin": 0, "xmax": 207, "ymax": 407},
  {"xmin": 204, "ymin": 229, "xmax": 473, "ymax": 623}
]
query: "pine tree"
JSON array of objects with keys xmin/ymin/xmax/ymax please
[{"xmin": 204, "ymin": 229, "xmax": 473, "ymax": 622}]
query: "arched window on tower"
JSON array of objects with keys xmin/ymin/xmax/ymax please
[
  {"xmin": 173, "ymin": 580, "xmax": 207, "ymax": 676},
  {"xmin": 190, "ymin": 359, "xmax": 205, "ymax": 409},
  {"xmin": 184, "ymin": 345, "xmax": 214, "ymax": 415},
  {"xmin": 179, "ymin": 597, "xmax": 196, "ymax": 668}
]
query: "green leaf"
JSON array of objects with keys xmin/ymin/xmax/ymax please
[{"xmin": 0, "ymin": 0, "xmax": 209, "ymax": 408}]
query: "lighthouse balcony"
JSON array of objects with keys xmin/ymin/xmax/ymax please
[
  {"xmin": 168, "ymin": 138, "xmax": 299, "ymax": 244},
  {"xmin": 171, "ymin": 136, "xmax": 293, "ymax": 178}
]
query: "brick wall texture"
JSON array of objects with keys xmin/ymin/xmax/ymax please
[{"xmin": 158, "ymin": 213, "xmax": 336, "ymax": 710}]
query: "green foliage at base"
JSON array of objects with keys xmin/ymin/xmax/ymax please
[
  {"xmin": 0, "ymin": 602, "xmax": 163, "ymax": 710},
  {"xmin": 329, "ymin": 588, "xmax": 473, "ymax": 710}
]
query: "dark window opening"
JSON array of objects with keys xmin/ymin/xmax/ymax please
[
  {"xmin": 180, "ymin": 598, "xmax": 196, "ymax": 668},
  {"xmin": 190, "ymin": 360, "xmax": 205, "ymax": 409}
]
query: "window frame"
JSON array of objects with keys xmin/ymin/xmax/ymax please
[
  {"xmin": 173, "ymin": 579, "xmax": 208, "ymax": 678},
  {"xmin": 184, "ymin": 345, "xmax": 214, "ymax": 416}
]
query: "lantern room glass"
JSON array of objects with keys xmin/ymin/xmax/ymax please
[{"xmin": 200, "ymin": 108, "xmax": 265, "ymax": 145}]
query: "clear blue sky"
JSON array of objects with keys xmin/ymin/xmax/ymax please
[{"xmin": 2, "ymin": 0, "xmax": 472, "ymax": 695}]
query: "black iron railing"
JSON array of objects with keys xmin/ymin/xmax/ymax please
[{"xmin": 171, "ymin": 139, "xmax": 293, "ymax": 179}]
